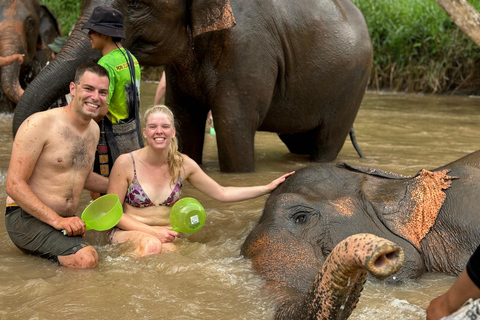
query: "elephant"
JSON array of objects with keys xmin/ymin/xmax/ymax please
[
  {"xmin": 0, "ymin": 0, "xmax": 61, "ymax": 112},
  {"xmin": 241, "ymin": 149, "xmax": 480, "ymax": 318},
  {"xmin": 12, "ymin": 0, "xmax": 373, "ymax": 172}
]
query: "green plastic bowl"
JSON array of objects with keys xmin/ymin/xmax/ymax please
[
  {"xmin": 81, "ymin": 194, "xmax": 122, "ymax": 231},
  {"xmin": 170, "ymin": 197, "xmax": 206, "ymax": 233}
]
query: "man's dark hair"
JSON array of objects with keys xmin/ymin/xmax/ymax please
[
  {"xmin": 112, "ymin": 37, "xmax": 122, "ymax": 43},
  {"xmin": 74, "ymin": 62, "xmax": 109, "ymax": 85}
]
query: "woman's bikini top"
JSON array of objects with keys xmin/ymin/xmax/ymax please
[{"xmin": 124, "ymin": 153, "xmax": 182, "ymax": 208}]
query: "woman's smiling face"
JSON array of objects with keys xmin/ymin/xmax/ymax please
[{"xmin": 143, "ymin": 111, "xmax": 175, "ymax": 149}]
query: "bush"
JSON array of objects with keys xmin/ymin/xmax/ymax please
[
  {"xmin": 39, "ymin": 0, "xmax": 81, "ymax": 36},
  {"xmin": 352, "ymin": 0, "xmax": 480, "ymax": 94}
]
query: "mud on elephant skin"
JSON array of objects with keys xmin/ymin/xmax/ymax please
[
  {"xmin": 241, "ymin": 149, "xmax": 480, "ymax": 318},
  {"xmin": 13, "ymin": 0, "xmax": 372, "ymax": 172},
  {"xmin": 0, "ymin": 0, "xmax": 61, "ymax": 112}
]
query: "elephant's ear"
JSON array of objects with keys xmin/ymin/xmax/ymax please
[
  {"xmin": 38, "ymin": 5, "xmax": 62, "ymax": 48},
  {"xmin": 337, "ymin": 162, "xmax": 412, "ymax": 179},
  {"xmin": 190, "ymin": 0, "xmax": 236, "ymax": 37},
  {"xmin": 364, "ymin": 169, "xmax": 455, "ymax": 250}
]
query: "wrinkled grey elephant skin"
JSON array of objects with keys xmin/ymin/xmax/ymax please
[
  {"xmin": 241, "ymin": 149, "xmax": 480, "ymax": 318},
  {"xmin": 0, "ymin": 0, "xmax": 61, "ymax": 112},
  {"xmin": 13, "ymin": 0, "xmax": 372, "ymax": 172}
]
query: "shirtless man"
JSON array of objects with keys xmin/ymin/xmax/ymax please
[{"xmin": 5, "ymin": 62, "xmax": 109, "ymax": 268}]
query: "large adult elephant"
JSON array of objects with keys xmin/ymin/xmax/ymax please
[
  {"xmin": 0, "ymin": 0, "xmax": 61, "ymax": 112},
  {"xmin": 241, "ymin": 149, "xmax": 480, "ymax": 317},
  {"xmin": 13, "ymin": 0, "xmax": 372, "ymax": 172}
]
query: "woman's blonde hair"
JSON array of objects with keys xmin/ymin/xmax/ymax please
[{"xmin": 144, "ymin": 105, "xmax": 184, "ymax": 184}]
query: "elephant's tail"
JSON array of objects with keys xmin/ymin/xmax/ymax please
[{"xmin": 349, "ymin": 127, "xmax": 365, "ymax": 158}]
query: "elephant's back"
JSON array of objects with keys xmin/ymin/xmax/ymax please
[
  {"xmin": 436, "ymin": 150, "xmax": 480, "ymax": 171},
  {"xmin": 232, "ymin": 0, "xmax": 372, "ymax": 61},
  {"xmin": 229, "ymin": 0, "xmax": 373, "ymax": 131}
]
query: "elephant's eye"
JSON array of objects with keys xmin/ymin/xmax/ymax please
[
  {"xmin": 128, "ymin": 0, "xmax": 149, "ymax": 10},
  {"xmin": 25, "ymin": 17, "xmax": 36, "ymax": 33},
  {"xmin": 294, "ymin": 214, "xmax": 306, "ymax": 224},
  {"xmin": 290, "ymin": 206, "xmax": 317, "ymax": 224},
  {"xmin": 128, "ymin": 0, "xmax": 140, "ymax": 10}
]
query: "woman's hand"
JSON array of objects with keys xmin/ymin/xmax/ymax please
[
  {"xmin": 266, "ymin": 171, "xmax": 295, "ymax": 192},
  {"xmin": 151, "ymin": 226, "xmax": 179, "ymax": 243}
]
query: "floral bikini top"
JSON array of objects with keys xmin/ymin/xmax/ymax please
[{"xmin": 124, "ymin": 153, "xmax": 182, "ymax": 208}]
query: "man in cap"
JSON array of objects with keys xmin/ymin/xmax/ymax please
[{"xmin": 82, "ymin": 6, "xmax": 142, "ymax": 190}]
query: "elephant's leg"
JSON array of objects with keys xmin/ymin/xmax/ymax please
[
  {"xmin": 278, "ymin": 130, "xmax": 317, "ymax": 156},
  {"xmin": 167, "ymin": 93, "xmax": 210, "ymax": 164},
  {"xmin": 310, "ymin": 123, "xmax": 351, "ymax": 162},
  {"xmin": 279, "ymin": 124, "xmax": 349, "ymax": 162},
  {"xmin": 211, "ymin": 80, "xmax": 274, "ymax": 172},
  {"xmin": 214, "ymin": 106, "xmax": 257, "ymax": 172}
]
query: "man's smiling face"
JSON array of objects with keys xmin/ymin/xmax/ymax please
[{"xmin": 71, "ymin": 70, "xmax": 109, "ymax": 119}]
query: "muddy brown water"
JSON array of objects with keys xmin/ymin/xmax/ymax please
[{"xmin": 2, "ymin": 83, "xmax": 480, "ymax": 319}]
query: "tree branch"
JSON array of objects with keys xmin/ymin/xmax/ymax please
[{"xmin": 435, "ymin": 0, "xmax": 480, "ymax": 46}]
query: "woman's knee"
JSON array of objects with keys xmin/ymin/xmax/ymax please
[{"xmin": 139, "ymin": 238, "xmax": 162, "ymax": 256}]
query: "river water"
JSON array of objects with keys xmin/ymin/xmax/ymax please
[{"xmin": 1, "ymin": 83, "xmax": 480, "ymax": 319}]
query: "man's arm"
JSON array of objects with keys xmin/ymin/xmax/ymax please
[
  {"xmin": 426, "ymin": 269, "xmax": 480, "ymax": 319},
  {"xmin": 153, "ymin": 71, "xmax": 166, "ymax": 105},
  {"xmin": 5, "ymin": 113, "xmax": 85, "ymax": 236}
]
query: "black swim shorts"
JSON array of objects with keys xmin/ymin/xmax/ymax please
[{"xmin": 5, "ymin": 206, "xmax": 91, "ymax": 264}]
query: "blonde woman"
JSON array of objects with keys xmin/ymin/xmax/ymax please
[{"xmin": 107, "ymin": 105, "xmax": 294, "ymax": 256}]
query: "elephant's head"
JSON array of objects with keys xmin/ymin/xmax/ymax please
[
  {"xmin": 13, "ymin": 0, "xmax": 236, "ymax": 135},
  {"xmin": 118, "ymin": 0, "xmax": 235, "ymax": 65},
  {"xmin": 0, "ymin": 0, "xmax": 61, "ymax": 111},
  {"xmin": 241, "ymin": 163, "xmax": 454, "ymax": 292}
]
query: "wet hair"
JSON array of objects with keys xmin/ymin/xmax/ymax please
[
  {"xmin": 74, "ymin": 62, "xmax": 109, "ymax": 85},
  {"xmin": 144, "ymin": 105, "xmax": 184, "ymax": 184}
]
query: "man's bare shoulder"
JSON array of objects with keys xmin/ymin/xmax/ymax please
[{"xmin": 17, "ymin": 108, "xmax": 63, "ymax": 135}]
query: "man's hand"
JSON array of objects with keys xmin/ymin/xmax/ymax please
[{"xmin": 56, "ymin": 216, "xmax": 86, "ymax": 236}]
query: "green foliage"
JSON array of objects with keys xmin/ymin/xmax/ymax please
[
  {"xmin": 37, "ymin": 0, "xmax": 480, "ymax": 92},
  {"xmin": 38, "ymin": 0, "xmax": 81, "ymax": 37},
  {"xmin": 352, "ymin": 0, "xmax": 480, "ymax": 94}
]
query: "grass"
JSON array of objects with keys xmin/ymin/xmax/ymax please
[{"xmin": 352, "ymin": 0, "xmax": 480, "ymax": 94}]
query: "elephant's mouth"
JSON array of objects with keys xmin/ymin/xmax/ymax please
[{"xmin": 126, "ymin": 38, "xmax": 158, "ymax": 61}]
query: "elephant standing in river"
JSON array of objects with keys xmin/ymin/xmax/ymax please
[
  {"xmin": 13, "ymin": 0, "xmax": 372, "ymax": 172},
  {"xmin": 241, "ymin": 149, "xmax": 480, "ymax": 318},
  {"xmin": 0, "ymin": 0, "xmax": 61, "ymax": 112}
]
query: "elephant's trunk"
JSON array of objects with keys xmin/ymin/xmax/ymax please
[
  {"xmin": 0, "ymin": 26, "xmax": 28, "ymax": 105},
  {"xmin": 1, "ymin": 57, "xmax": 24, "ymax": 105},
  {"xmin": 12, "ymin": 0, "xmax": 112, "ymax": 136},
  {"xmin": 275, "ymin": 234, "xmax": 404, "ymax": 320}
]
